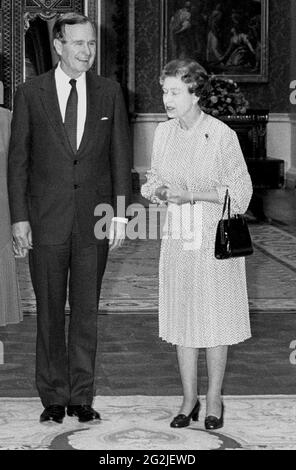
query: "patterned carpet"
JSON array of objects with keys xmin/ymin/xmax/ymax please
[
  {"xmin": 5, "ymin": 219, "xmax": 296, "ymax": 451},
  {"xmin": 17, "ymin": 223, "xmax": 296, "ymax": 313},
  {"xmin": 0, "ymin": 395, "xmax": 296, "ymax": 450}
]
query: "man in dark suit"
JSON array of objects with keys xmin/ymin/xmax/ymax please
[{"xmin": 8, "ymin": 13, "xmax": 131, "ymax": 423}]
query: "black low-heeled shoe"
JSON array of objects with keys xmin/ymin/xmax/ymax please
[
  {"xmin": 170, "ymin": 399, "xmax": 200, "ymax": 428},
  {"xmin": 205, "ymin": 402, "xmax": 224, "ymax": 430},
  {"xmin": 67, "ymin": 405, "xmax": 101, "ymax": 423},
  {"xmin": 40, "ymin": 405, "xmax": 65, "ymax": 424}
]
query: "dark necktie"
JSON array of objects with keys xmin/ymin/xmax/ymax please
[{"xmin": 64, "ymin": 78, "xmax": 78, "ymax": 153}]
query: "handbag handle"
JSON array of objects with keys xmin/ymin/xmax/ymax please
[
  {"xmin": 219, "ymin": 189, "xmax": 231, "ymax": 246},
  {"xmin": 221, "ymin": 189, "xmax": 231, "ymax": 221}
]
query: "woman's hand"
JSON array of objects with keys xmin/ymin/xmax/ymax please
[{"xmin": 166, "ymin": 185, "xmax": 193, "ymax": 205}]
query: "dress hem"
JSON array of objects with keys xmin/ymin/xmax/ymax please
[{"xmin": 159, "ymin": 334, "xmax": 252, "ymax": 349}]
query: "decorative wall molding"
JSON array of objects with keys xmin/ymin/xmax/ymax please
[
  {"xmin": 84, "ymin": 0, "xmax": 99, "ymax": 73},
  {"xmin": 132, "ymin": 112, "xmax": 296, "ymax": 124},
  {"xmin": 86, "ymin": 1, "xmax": 130, "ymax": 102},
  {"xmin": 24, "ymin": 0, "xmax": 83, "ymax": 18},
  {"xmin": 267, "ymin": 114, "xmax": 296, "ymax": 183},
  {"xmin": 1, "ymin": 1, "xmax": 14, "ymax": 108},
  {"xmin": 132, "ymin": 113, "xmax": 167, "ymax": 123},
  {"xmin": 286, "ymin": 115, "xmax": 296, "ymax": 187},
  {"xmin": 128, "ymin": 0, "xmax": 135, "ymax": 114},
  {"xmin": 269, "ymin": 113, "xmax": 296, "ymax": 123},
  {"xmin": 1, "ymin": 1, "xmax": 128, "ymax": 109},
  {"xmin": 1, "ymin": 0, "xmax": 84, "ymax": 108}
]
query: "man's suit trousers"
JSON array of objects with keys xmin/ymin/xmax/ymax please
[{"xmin": 29, "ymin": 232, "xmax": 109, "ymax": 407}]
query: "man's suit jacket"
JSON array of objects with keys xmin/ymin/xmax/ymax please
[{"xmin": 8, "ymin": 68, "xmax": 132, "ymax": 245}]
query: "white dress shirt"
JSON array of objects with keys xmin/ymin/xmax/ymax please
[
  {"xmin": 55, "ymin": 62, "xmax": 127, "ymax": 226},
  {"xmin": 55, "ymin": 63, "xmax": 86, "ymax": 150}
]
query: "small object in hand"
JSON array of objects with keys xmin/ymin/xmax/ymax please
[{"xmin": 156, "ymin": 185, "xmax": 169, "ymax": 201}]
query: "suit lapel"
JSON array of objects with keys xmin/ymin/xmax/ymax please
[
  {"xmin": 39, "ymin": 69, "xmax": 73, "ymax": 157},
  {"xmin": 38, "ymin": 69, "xmax": 104, "ymax": 158},
  {"xmin": 77, "ymin": 71, "xmax": 103, "ymax": 156}
]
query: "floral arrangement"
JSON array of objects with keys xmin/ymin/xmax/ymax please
[{"xmin": 200, "ymin": 75, "xmax": 249, "ymax": 117}]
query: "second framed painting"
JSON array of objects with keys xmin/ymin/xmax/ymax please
[{"xmin": 161, "ymin": 0, "xmax": 269, "ymax": 82}]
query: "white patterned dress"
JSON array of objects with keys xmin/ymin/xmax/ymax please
[{"xmin": 141, "ymin": 111, "xmax": 253, "ymax": 348}]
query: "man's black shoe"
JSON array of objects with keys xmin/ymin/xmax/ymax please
[
  {"xmin": 67, "ymin": 405, "xmax": 101, "ymax": 422},
  {"xmin": 40, "ymin": 405, "xmax": 65, "ymax": 424}
]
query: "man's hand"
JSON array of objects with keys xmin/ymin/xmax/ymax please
[
  {"xmin": 12, "ymin": 240, "xmax": 28, "ymax": 258},
  {"xmin": 108, "ymin": 220, "xmax": 126, "ymax": 251},
  {"xmin": 12, "ymin": 221, "xmax": 33, "ymax": 258}
]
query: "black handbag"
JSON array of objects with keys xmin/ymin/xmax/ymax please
[{"xmin": 215, "ymin": 189, "xmax": 253, "ymax": 259}]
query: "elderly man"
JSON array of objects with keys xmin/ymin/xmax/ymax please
[{"xmin": 8, "ymin": 12, "xmax": 131, "ymax": 423}]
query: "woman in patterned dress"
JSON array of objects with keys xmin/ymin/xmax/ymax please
[
  {"xmin": 0, "ymin": 107, "xmax": 23, "ymax": 326},
  {"xmin": 141, "ymin": 60, "xmax": 252, "ymax": 430}
]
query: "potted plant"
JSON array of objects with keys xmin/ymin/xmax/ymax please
[{"xmin": 200, "ymin": 75, "xmax": 249, "ymax": 117}]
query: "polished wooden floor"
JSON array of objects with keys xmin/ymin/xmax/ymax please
[{"xmin": 0, "ymin": 188, "xmax": 296, "ymax": 398}]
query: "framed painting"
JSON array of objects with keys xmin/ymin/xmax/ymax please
[{"xmin": 161, "ymin": 0, "xmax": 269, "ymax": 82}]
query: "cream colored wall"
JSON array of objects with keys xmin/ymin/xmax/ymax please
[
  {"xmin": 267, "ymin": 114, "xmax": 296, "ymax": 188},
  {"xmin": 287, "ymin": 116, "xmax": 296, "ymax": 187},
  {"xmin": 132, "ymin": 114, "xmax": 165, "ymax": 178},
  {"xmin": 133, "ymin": 113, "xmax": 296, "ymax": 187}
]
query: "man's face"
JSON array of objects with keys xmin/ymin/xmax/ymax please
[{"xmin": 54, "ymin": 22, "xmax": 96, "ymax": 78}]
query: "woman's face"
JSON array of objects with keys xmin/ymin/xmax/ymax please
[{"xmin": 162, "ymin": 76, "xmax": 197, "ymax": 120}]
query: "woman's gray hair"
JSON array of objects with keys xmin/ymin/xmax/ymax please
[{"xmin": 160, "ymin": 59, "xmax": 208, "ymax": 98}]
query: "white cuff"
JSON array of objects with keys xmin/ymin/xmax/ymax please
[{"xmin": 112, "ymin": 217, "xmax": 128, "ymax": 224}]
